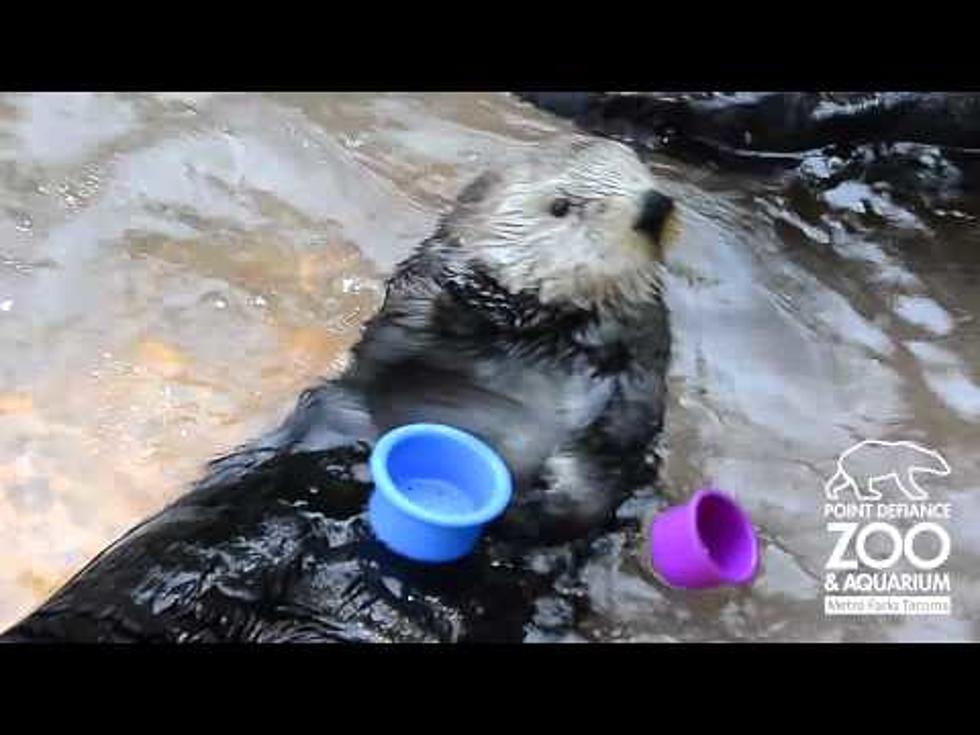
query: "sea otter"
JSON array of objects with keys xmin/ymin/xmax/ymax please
[{"xmin": 1, "ymin": 136, "xmax": 677, "ymax": 643}]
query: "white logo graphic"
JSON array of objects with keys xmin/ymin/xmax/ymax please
[
  {"xmin": 824, "ymin": 439, "xmax": 951, "ymax": 502},
  {"xmin": 822, "ymin": 439, "xmax": 953, "ymax": 617}
]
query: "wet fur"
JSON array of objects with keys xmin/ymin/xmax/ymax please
[{"xmin": 2, "ymin": 138, "xmax": 672, "ymax": 642}]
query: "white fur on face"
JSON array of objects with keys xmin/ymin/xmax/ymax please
[{"xmin": 445, "ymin": 137, "xmax": 673, "ymax": 310}]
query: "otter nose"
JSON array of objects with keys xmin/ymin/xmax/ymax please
[{"xmin": 634, "ymin": 190, "xmax": 674, "ymax": 237}]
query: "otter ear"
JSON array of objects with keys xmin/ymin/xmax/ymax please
[
  {"xmin": 456, "ymin": 170, "xmax": 501, "ymax": 205},
  {"xmin": 435, "ymin": 170, "xmax": 502, "ymax": 245},
  {"xmin": 568, "ymin": 135, "xmax": 597, "ymax": 153}
]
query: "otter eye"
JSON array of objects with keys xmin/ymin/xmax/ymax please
[{"xmin": 549, "ymin": 198, "xmax": 571, "ymax": 217}]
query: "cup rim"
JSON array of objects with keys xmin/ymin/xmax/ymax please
[
  {"xmin": 687, "ymin": 489, "xmax": 759, "ymax": 583},
  {"xmin": 369, "ymin": 423, "xmax": 514, "ymax": 528}
]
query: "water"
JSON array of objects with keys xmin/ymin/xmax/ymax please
[
  {"xmin": 401, "ymin": 478, "xmax": 477, "ymax": 516},
  {"xmin": 0, "ymin": 92, "xmax": 977, "ymax": 641}
]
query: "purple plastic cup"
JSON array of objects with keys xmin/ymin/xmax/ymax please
[{"xmin": 649, "ymin": 489, "xmax": 759, "ymax": 589}]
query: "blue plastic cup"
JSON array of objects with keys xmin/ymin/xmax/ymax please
[{"xmin": 367, "ymin": 423, "xmax": 514, "ymax": 563}]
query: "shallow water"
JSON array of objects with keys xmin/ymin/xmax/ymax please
[
  {"xmin": 402, "ymin": 479, "xmax": 478, "ymax": 516},
  {"xmin": 1, "ymin": 92, "xmax": 977, "ymax": 641}
]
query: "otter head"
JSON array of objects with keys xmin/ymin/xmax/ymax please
[{"xmin": 439, "ymin": 136, "xmax": 677, "ymax": 311}]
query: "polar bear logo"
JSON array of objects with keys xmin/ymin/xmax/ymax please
[{"xmin": 824, "ymin": 439, "xmax": 951, "ymax": 501}]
